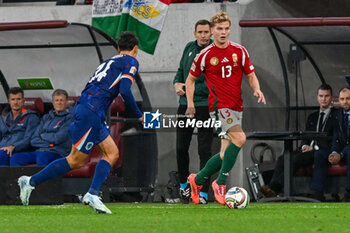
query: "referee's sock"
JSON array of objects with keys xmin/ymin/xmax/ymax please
[
  {"xmin": 195, "ymin": 153, "xmax": 222, "ymax": 185},
  {"xmin": 216, "ymin": 143, "xmax": 240, "ymax": 185},
  {"xmin": 30, "ymin": 158, "xmax": 71, "ymax": 187},
  {"xmin": 180, "ymin": 182, "xmax": 188, "ymax": 190},
  {"xmin": 199, "ymin": 192, "xmax": 208, "ymax": 199},
  {"xmin": 88, "ymin": 159, "xmax": 111, "ymax": 195}
]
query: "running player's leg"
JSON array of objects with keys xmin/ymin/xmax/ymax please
[
  {"xmin": 82, "ymin": 135, "xmax": 118, "ymax": 214},
  {"xmin": 209, "ymin": 109, "xmax": 245, "ymax": 205},
  {"xmin": 211, "ymin": 125, "xmax": 245, "ymax": 205},
  {"xmin": 190, "ymin": 111, "xmax": 225, "ymax": 204},
  {"xmin": 18, "ymin": 147, "xmax": 88, "ymax": 205},
  {"xmin": 68, "ymin": 104, "xmax": 115, "ymax": 214},
  {"xmin": 215, "ymin": 108, "xmax": 245, "ymax": 185},
  {"xmin": 18, "ymin": 104, "xmax": 94, "ymax": 205},
  {"xmin": 88, "ymin": 135, "xmax": 119, "ymax": 196},
  {"xmin": 205, "ymin": 137, "xmax": 229, "ymax": 205},
  {"xmin": 217, "ymin": 124, "xmax": 246, "ymax": 184},
  {"xmin": 193, "ymin": 109, "xmax": 230, "ymax": 186},
  {"xmin": 31, "ymin": 148, "xmax": 88, "ymax": 186},
  {"xmin": 219, "ymin": 138, "xmax": 231, "ymax": 159},
  {"xmin": 189, "ymin": 140, "xmax": 230, "ymax": 204}
]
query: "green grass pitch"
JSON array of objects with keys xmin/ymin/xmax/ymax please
[{"xmin": 1, "ymin": 203, "xmax": 350, "ymax": 233}]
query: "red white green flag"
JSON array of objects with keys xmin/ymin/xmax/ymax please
[{"xmin": 92, "ymin": 0, "xmax": 170, "ymax": 55}]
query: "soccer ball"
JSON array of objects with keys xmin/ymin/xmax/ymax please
[{"xmin": 225, "ymin": 186, "xmax": 250, "ymax": 209}]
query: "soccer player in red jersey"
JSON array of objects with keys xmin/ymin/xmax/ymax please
[{"xmin": 185, "ymin": 11, "xmax": 266, "ymax": 205}]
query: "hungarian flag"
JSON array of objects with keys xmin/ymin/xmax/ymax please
[{"xmin": 92, "ymin": 0, "xmax": 170, "ymax": 55}]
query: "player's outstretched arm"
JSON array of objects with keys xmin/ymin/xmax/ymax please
[
  {"xmin": 247, "ymin": 72, "xmax": 266, "ymax": 104},
  {"xmin": 185, "ymin": 73, "xmax": 198, "ymax": 118},
  {"xmin": 119, "ymin": 78, "xmax": 143, "ymax": 119}
]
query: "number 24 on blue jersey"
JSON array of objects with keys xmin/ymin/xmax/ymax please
[{"xmin": 89, "ymin": 60, "xmax": 114, "ymax": 83}]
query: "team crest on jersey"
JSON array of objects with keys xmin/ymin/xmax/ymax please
[
  {"xmin": 129, "ymin": 66, "xmax": 137, "ymax": 75},
  {"xmin": 210, "ymin": 57, "xmax": 219, "ymax": 66},
  {"xmin": 232, "ymin": 53, "xmax": 238, "ymax": 67},
  {"xmin": 232, "ymin": 53, "xmax": 238, "ymax": 62},
  {"xmin": 227, "ymin": 118, "xmax": 233, "ymax": 124}
]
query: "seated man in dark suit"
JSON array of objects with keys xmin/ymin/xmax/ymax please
[
  {"xmin": 312, "ymin": 86, "xmax": 350, "ymax": 201},
  {"xmin": 261, "ymin": 84, "xmax": 335, "ymax": 197}
]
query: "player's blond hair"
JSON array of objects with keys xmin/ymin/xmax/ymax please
[{"xmin": 210, "ymin": 11, "xmax": 231, "ymax": 27}]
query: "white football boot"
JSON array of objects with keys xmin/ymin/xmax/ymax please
[
  {"xmin": 82, "ymin": 192, "xmax": 112, "ymax": 214},
  {"xmin": 18, "ymin": 176, "xmax": 35, "ymax": 206}
]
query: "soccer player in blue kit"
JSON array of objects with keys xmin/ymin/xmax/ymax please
[{"xmin": 18, "ymin": 31, "xmax": 143, "ymax": 214}]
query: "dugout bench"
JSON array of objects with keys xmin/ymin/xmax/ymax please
[
  {"xmin": 0, "ymin": 93, "xmax": 156, "ymax": 204},
  {"xmin": 248, "ymin": 131, "xmax": 348, "ymax": 202}
]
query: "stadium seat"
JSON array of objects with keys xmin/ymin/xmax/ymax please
[
  {"xmin": 295, "ymin": 163, "xmax": 347, "ymax": 176},
  {"xmin": 63, "ymin": 146, "xmax": 101, "ymax": 177},
  {"xmin": 327, "ymin": 163, "xmax": 347, "ymax": 176},
  {"xmin": 68, "ymin": 96, "xmax": 80, "ymax": 107},
  {"xmin": 294, "ymin": 163, "xmax": 347, "ymax": 195},
  {"xmin": 63, "ymin": 95, "xmax": 125, "ymax": 177},
  {"xmin": 109, "ymin": 95, "xmax": 125, "ymax": 170},
  {"xmin": 110, "ymin": 118, "xmax": 124, "ymax": 169},
  {"xmin": 294, "ymin": 166, "xmax": 313, "ymax": 176},
  {"xmin": 23, "ymin": 97, "xmax": 44, "ymax": 115},
  {"xmin": 111, "ymin": 95, "xmax": 125, "ymax": 113}
]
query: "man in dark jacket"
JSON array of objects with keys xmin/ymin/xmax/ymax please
[
  {"xmin": 10, "ymin": 89, "xmax": 73, "ymax": 166},
  {"xmin": 261, "ymin": 84, "xmax": 335, "ymax": 198},
  {"xmin": 0, "ymin": 87, "xmax": 40, "ymax": 165},
  {"xmin": 312, "ymin": 86, "xmax": 350, "ymax": 201},
  {"xmin": 173, "ymin": 19, "xmax": 213, "ymax": 204}
]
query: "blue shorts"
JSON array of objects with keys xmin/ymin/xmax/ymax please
[{"xmin": 69, "ymin": 104, "xmax": 110, "ymax": 154}]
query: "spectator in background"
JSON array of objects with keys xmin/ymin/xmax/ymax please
[
  {"xmin": 261, "ymin": 84, "xmax": 335, "ymax": 198},
  {"xmin": 312, "ymin": 87, "xmax": 350, "ymax": 202},
  {"xmin": 10, "ymin": 89, "xmax": 73, "ymax": 166},
  {"xmin": 0, "ymin": 87, "xmax": 40, "ymax": 165},
  {"xmin": 173, "ymin": 19, "xmax": 213, "ymax": 204}
]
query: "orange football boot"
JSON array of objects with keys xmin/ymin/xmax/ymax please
[
  {"xmin": 212, "ymin": 180, "xmax": 226, "ymax": 205},
  {"xmin": 187, "ymin": 174, "xmax": 202, "ymax": 204}
]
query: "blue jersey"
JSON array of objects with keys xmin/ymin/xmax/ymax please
[{"xmin": 78, "ymin": 54, "xmax": 142, "ymax": 118}]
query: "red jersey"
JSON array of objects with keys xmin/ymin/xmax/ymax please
[{"xmin": 190, "ymin": 41, "xmax": 255, "ymax": 112}]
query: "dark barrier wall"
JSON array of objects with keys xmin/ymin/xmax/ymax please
[{"xmin": 0, "ymin": 167, "xmax": 63, "ymax": 205}]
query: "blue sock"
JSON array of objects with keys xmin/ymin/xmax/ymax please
[
  {"xmin": 88, "ymin": 160, "xmax": 111, "ymax": 195},
  {"xmin": 180, "ymin": 182, "xmax": 188, "ymax": 189},
  {"xmin": 30, "ymin": 158, "xmax": 71, "ymax": 187},
  {"xmin": 200, "ymin": 192, "xmax": 208, "ymax": 199}
]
